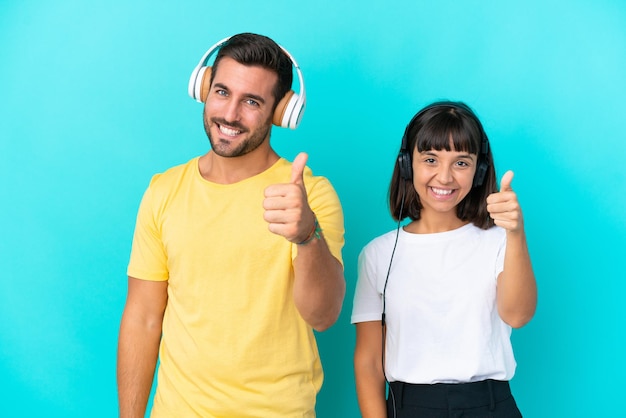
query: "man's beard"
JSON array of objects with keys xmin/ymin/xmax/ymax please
[{"xmin": 204, "ymin": 116, "xmax": 272, "ymax": 158}]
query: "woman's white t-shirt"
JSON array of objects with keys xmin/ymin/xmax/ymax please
[{"xmin": 351, "ymin": 223, "xmax": 516, "ymax": 384}]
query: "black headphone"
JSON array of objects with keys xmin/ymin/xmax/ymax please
[{"xmin": 397, "ymin": 101, "xmax": 490, "ymax": 187}]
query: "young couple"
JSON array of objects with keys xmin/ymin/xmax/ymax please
[{"xmin": 117, "ymin": 32, "xmax": 537, "ymax": 418}]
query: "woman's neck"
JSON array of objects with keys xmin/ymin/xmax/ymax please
[{"xmin": 404, "ymin": 213, "xmax": 469, "ymax": 234}]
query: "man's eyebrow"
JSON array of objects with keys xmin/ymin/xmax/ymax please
[{"xmin": 213, "ymin": 82, "xmax": 266, "ymax": 105}]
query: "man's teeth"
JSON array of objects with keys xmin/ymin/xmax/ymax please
[
  {"xmin": 431, "ymin": 187, "xmax": 453, "ymax": 195},
  {"xmin": 219, "ymin": 125, "xmax": 241, "ymax": 136}
]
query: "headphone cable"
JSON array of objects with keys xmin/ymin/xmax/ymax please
[{"xmin": 381, "ymin": 183, "xmax": 405, "ymax": 418}]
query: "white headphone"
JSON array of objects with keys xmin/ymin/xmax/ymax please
[{"xmin": 188, "ymin": 36, "xmax": 306, "ymax": 130}]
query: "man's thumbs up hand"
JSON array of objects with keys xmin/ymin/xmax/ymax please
[{"xmin": 264, "ymin": 152, "xmax": 316, "ymax": 243}]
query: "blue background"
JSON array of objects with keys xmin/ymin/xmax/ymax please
[{"xmin": 2, "ymin": 1, "xmax": 625, "ymax": 416}]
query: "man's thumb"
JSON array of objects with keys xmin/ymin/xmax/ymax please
[{"xmin": 290, "ymin": 152, "xmax": 308, "ymax": 185}]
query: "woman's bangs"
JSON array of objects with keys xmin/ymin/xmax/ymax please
[{"xmin": 417, "ymin": 117, "xmax": 474, "ymax": 154}]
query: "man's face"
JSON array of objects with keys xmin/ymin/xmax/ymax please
[{"xmin": 203, "ymin": 57, "xmax": 278, "ymax": 158}]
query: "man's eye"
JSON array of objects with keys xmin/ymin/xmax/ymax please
[
  {"xmin": 216, "ymin": 90, "xmax": 227, "ymax": 96},
  {"xmin": 246, "ymin": 99, "xmax": 259, "ymax": 107}
]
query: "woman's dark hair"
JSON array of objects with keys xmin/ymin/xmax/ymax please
[
  {"xmin": 389, "ymin": 101, "xmax": 497, "ymax": 229},
  {"xmin": 209, "ymin": 33, "xmax": 293, "ymax": 111}
]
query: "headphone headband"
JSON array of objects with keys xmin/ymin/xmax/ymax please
[{"xmin": 188, "ymin": 35, "xmax": 306, "ymax": 130}]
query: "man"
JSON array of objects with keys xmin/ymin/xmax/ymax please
[{"xmin": 117, "ymin": 33, "xmax": 345, "ymax": 417}]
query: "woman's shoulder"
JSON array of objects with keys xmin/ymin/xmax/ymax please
[
  {"xmin": 476, "ymin": 224, "xmax": 506, "ymax": 238},
  {"xmin": 360, "ymin": 228, "xmax": 401, "ymax": 256},
  {"xmin": 467, "ymin": 224, "xmax": 507, "ymax": 248}
]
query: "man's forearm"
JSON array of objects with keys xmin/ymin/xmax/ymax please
[
  {"xmin": 293, "ymin": 235, "xmax": 345, "ymax": 331},
  {"xmin": 117, "ymin": 315, "xmax": 162, "ymax": 417}
]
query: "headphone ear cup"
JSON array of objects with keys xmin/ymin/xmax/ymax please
[
  {"xmin": 472, "ymin": 132, "xmax": 490, "ymax": 187},
  {"xmin": 473, "ymin": 161, "xmax": 488, "ymax": 187},
  {"xmin": 398, "ymin": 151, "xmax": 412, "ymax": 180},
  {"xmin": 198, "ymin": 67, "xmax": 212, "ymax": 103},
  {"xmin": 273, "ymin": 90, "xmax": 304, "ymax": 129},
  {"xmin": 289, "ymin": 95, "xmax": 305, "ymax": 129},
  {"xmin": 273, "ymin": 90, "xmax": 294, "ymax": 127},
  {"xmin": 188, "ymin": 66, "xmax": 202, "ymax": 101},
  {"xmin": 188, "ymin": 66, "xmax": 212, "ymax": 103}
]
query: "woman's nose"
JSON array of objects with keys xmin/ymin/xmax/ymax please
[{"xmin": 436, "ymin": 166, "xmax": 453, "ymax": 183}]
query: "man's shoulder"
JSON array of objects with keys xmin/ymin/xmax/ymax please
[{"xmin": 148, "ymin": 157, "xmax": 199, "ymax": 188}]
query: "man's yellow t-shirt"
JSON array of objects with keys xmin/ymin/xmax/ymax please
[{"xmin": 128, "ymin": 157, "xmax": 344, "ymax": 417}]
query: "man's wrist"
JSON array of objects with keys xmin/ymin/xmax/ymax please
[{"xmin": 296, "ymin": 216, "xmax": 322, "ymax": 245}]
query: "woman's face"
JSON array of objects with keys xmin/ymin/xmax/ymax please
[{"xmin": 411, "ymin": 146, "xmax": 478, "ymax": 218}]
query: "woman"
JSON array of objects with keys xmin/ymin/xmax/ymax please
[{"xmin": 352, "ymin": 101, "xmax": 537, "ymax": 417}]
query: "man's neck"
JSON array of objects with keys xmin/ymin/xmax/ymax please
[{"xmin": 198, "ymin": 149, "xmax": 280, "ymax": 184}]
